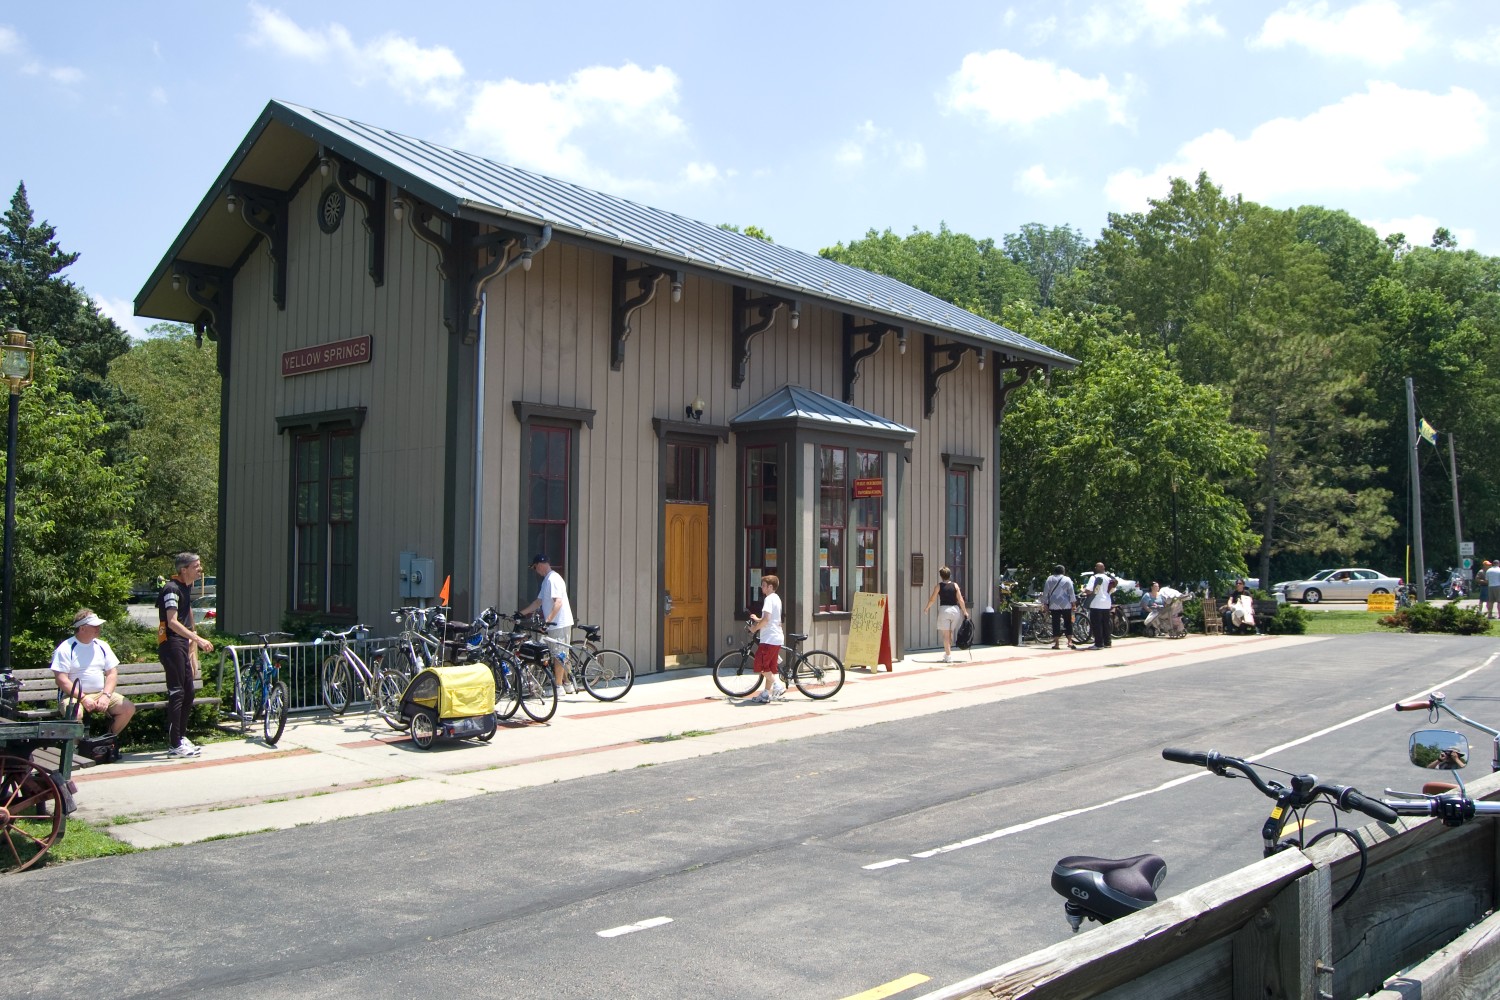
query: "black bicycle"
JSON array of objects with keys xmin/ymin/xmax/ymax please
[{"xmin": 712, "ymin": 628, "xmax": 845, "ymax": 700}]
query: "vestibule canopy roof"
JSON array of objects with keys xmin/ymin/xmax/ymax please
[
  {"xmin": 136, "ymin": 100, "xmax": 1075, "ymax": 371},
  {"xmin": 731, "ymin": 385, "xmax": 916, "ymax": 441}
]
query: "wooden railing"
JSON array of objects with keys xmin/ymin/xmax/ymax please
[{"xmin": 925, "ymin": 771, "xmax": 1500, "ymax": 1000}]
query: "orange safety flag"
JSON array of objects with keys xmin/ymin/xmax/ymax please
[{"xmin": 439, "ymin": 575, "xmax": 451, "ymax": 605}]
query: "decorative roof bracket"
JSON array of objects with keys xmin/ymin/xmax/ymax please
[
  {"xmin": 732, "ymin": 287, "xmax": 798, "ymax": 389},
  {"xmin": 842, "ymin": 315, "xmax": 902, "ymax": 403},
  {"xmin": 993, "ymin": 358, "xmax": 1041, "ymax": 424},
  {"xmin": 172, "ymin": 260, "xmax": 234, "ymax": 376},
  {"xmin": 328, "ymin": 151, "xmax": 387, "ymax": 287},
  {"xmin": 396, "ymin": 190, "xmax": 478, "ymax": 338},
  {"xmin": 924, "ymin": 335, "xmax": 980, "ymax": 417},
  {"xmin": 612, "ymin": 257, "xmax": 681, "ymax": 371},
  {"xmin": 226, "ymin": 180, "xmax": 288, "ymax": 310}
]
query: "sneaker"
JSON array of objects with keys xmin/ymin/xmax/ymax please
[
  {"xmin": 769, "ymin": 681, "xmax": 787, "ymax": 701},
  {"xmin": 750, "ymin": 688, "xmax": 771, "ymax": 703},
  {"xmin": 168, "ymin": 741, "xmax": 201, "ymax": 758},
  {"xmin": 563, "ymin": 681, "xmax": 577, "ymax": 695},
  {"xmin": 942, "ymin": 654, "xmax": 952, "ymax": 663}
]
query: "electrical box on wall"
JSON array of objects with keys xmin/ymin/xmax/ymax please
[{"xmin": 399, "ymin": 551, "xmax": 436, "ymax": 599}]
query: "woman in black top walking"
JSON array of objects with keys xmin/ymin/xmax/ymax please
[{"xmin": 923, "ymin": 566, "xmax": 969, "ymax": 663}]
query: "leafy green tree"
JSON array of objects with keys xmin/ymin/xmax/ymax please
[
  {"xmin": 1002, "ymin": 223, "xmax": 1087, "ymax": 308},
  {"xmin": 998, "ymin": 312, "xmax": 1262, "ymax": 585},
  {"xmin": 821, "ymin": 222, "xmax": 1034, "ymax": 319},
  {"xmin": 107, "ymin": 323, "xmax": 220, "ymax": 579},
  {"xmin": 717, "ymin": 223, "xmax": 775, "ymax": 242},
  {"xmin": 7, "ymin": 340, "xmax": 143, "ymax": 667}
]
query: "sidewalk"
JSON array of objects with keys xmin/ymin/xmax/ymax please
[{"xmin": 75, "ymin": 633, "xmax": 1323, "ymax": 848}]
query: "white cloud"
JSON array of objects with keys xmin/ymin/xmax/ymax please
[
  {"xmin": 1453, "ymin": 26, "xmax": 1500, "ymax": 64},
  {"xmin": 1078, "ymin": 0, "xmax": 1224, "ymax": 46},
  {"xmin": 246, "ymin": 4, "xmax": 463, "ymax": 105},
  {"xmin": 1105, "ymin": 82, "xmax": 1487, "ymax": 209},
  {"xmin": 0, "ymin": 26, "xmax": 20, "ymax": 55},
  {"xmin": 1014, "ymin": 164, "xmax": 1071, "ymax": 195},
  {"xmin": 1252, "ymin": 0, "xmax": 1429, "ymax": 66},
  {"xmin": 946, "ymin": 50, "xmax": 1130, "ymax": 127},
  {"xmin": 94, "ymin": 297, "xmax": 153, "ymax": 341},
  {"xmin": 1365, "ymin": 214, "xmax": 1477, "ymax": 250},
  {"xmin": 0, "ymin": 25, "xmax": 83, "ymax": 83},
  {"xmin": 834, "ymin": 121, "xmax": 926, "ymax": 171}
]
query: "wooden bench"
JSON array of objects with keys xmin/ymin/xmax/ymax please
[
  {"xmin": 1220, "ymin": 597, "xmax": 1282, "ymax": 634},
  {"xmin": 13, "ymin": 663, "xmax": 219, "ymax": 721}
]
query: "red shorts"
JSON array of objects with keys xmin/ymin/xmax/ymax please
[{"xmin": 753, "ymin": 643, "xmax": 781, "ymax": 674}]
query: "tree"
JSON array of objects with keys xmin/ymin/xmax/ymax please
[
  {"xmin": 997, "ymin": 312, "xmax": 1262, "ymax": 585},
  {"xmin": 821, "ymin": 223, "xmax": 1034, "ymax": 319},
  {"xmin": 107, "ymin": 323, "xmax": 220, "ymax": 579},
  {"xmin": 717, "ymin": 223, "xmax": 775, "ymax": 242},
  {"xmin": 1002, "ymin": 223, "xmax": 1087, "ymax": 308},
  {"xmin": 7, "ymin": 340, "xmax": 143, "ymax": 666}
]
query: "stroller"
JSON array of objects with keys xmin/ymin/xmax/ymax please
[
  {"xmin": 397, "ymin": 663, "xmax": 498, "ymax": 749},
  {"xmin": 1142, "ymin": 592, "xmax": 1187, "ymax": 638}
]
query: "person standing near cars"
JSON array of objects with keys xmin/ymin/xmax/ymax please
[
  {"xmin": 1043, "ymin": 564, "xmax": 1077, "ymax": 650},
  {"xmin": 520, "ymin": 554, "xmax": 576, "ymax": 692},
  {"xmin": 1082, "ymin": 562, "xmax": 1115, "ymax": 650},
  {"xmin": 158, "ymin": 552, "xmax": 214, "ymax": 757}
]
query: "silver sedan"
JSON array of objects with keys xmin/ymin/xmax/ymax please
[{"xmin": 1274, "ymin": 568, "xmax": 1402, "ymax": 604}]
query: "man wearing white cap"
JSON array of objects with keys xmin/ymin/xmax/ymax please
[{"xmin": 51, "ymin": 608, "xmax": 135, "ymax": 741}]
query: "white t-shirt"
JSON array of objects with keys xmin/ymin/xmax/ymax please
[
  {"xmin": 1487, "ymin": 566, "xmax": 1500, "ymax": 588},
  {"xmin": 1085, "ymin": 573, "xmax": 1114, "ymax": 610},
  {"xmin": 758, "ymin": 592, "xmax": 784, "ymax": 646},
  {"xmin": 536, "ymin": 570, "xmax": 574, "ymax": 631},
  {"xmin": 50, "ymin": 636, "xmax": 120, "ymax": 694}
]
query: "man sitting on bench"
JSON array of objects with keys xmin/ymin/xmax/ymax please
[{"xmin": 51, "ymin": 608, "xmax": 134, "ymax": 747}]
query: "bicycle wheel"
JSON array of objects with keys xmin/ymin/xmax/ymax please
[
  {"xmin": 375, "ymin": 672, "xmax": 407, "ymax": 730},
  {"xmin": 581, "ymin": 647, "xmax": 634, "ymax": 701},
  {"xmin": 410, "ymin": 708, "xmax": 437, "ymax": 749},
  {"xmin": 490, "ymin": 652, "xmax": 522, "ymax": 721},
  {"xmin": 232, "ymin": 669, "xmax": 257, "ymax": 732},
  {"xmin": 1035, "ymin": 613, "xmax": 1054, "ymax": 642},
  {"xmin": 1072, "ymin": 615, "xmax": 1092, "ymax": 646},
  {"xmin": 263, "ymin": 681, "xmax": 288, "ymax": 746},
  {"xmin": 321, "ymin": 655, "xmax": 352, "ymax": 715},
  {"xmin": 386, "ymin": 645, "xmax": 417, "ymax": 685},
  {"xmin": 519, "ymin": 662, "xmax": 558, "ymax": 723},
  {"xmin": 1111, "ymin": 609, "xmax": 1129, "ymax": 639},
  {"xmin": 792, "ymin": 649, "xmax": 845, "ymax": 700},
  {"xmin": 713, "ymin": 648, "xmax": 763, "ymax": 698}
]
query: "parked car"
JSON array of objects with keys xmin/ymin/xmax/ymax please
[
  {"xmin": 192, "ymin": 593, "xmax": 216, "ymax": 624},
  {"xmin": 1273, "ymin": 568, "xmax": 1401, "ymax": 604}
]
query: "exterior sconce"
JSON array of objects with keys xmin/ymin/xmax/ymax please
[
  {"xmin": 320, "ymin": 156, "xmax": 331, "ymax": 177},
  {"xmin": 789, "ymin": 308, "xmax": 800, "ymax": 330},
  {"xmin": 392, "ymin": 198, "xmax": 406, "ymax": 221},
  {"xmin": 977, "ymin": 350, "xmax": 986, "ymax": 371},
  {"xmin": 671, "ymin": 278, "xmax": 683, "ymax": 303},
  {"xmin": 898, "ymin": 332, "xmax": 907, "ymax": 355},
  {"xmin": 171, "ymin": 272, "xmax": 181, "ymax": 291},
  {"xmin": 685, "ymin": 397, "xmax": 705, "ymax": 421},
  {"xmin": 226, "ymin": 193, "xmax": 238, "ymax": 214},
  {"xmin": 521, "ymin": 251, "xmax": 533, "ymax": 272}
]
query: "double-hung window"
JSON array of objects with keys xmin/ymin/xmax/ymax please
[{"xmin": 286, "ymin": 416, "xmax": 361, "ymax": 617}]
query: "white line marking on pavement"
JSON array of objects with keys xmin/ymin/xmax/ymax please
[
  {"xmin": 870, "ymin": 655, "xmax": 1498, "ymax": 874},
  {"xmin": 597, "ymin": 916, "xmax": 673, "ymax": 938},
  {"xmin": 862, "ymin": 858, "xmax": 910, "ymax": 870}
]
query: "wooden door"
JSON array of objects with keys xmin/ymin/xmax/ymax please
[{"xmin": 664, "ymin": 502, "xmax": 709, "ymax": 662}]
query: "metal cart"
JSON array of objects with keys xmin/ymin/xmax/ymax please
[{"xmin": 0, "ymin": 718, "xmax": 83, "ymax": 872}]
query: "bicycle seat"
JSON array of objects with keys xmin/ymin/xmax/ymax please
[
  {"xmin": 786, "ymin": 632, "xmax": 808, "ymax": 642},
  {"xmin": 1051, "ymin": 854, "xmax": 1166, "ymax": 923}
]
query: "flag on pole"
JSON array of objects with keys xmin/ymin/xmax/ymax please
[
  {"xmin": 439, "ymin": 575, "xmax": 451, "ymax": 605},
  {"xmin": 1419, "ymin": 418, "xmax": 1438, "ymax": 446}
]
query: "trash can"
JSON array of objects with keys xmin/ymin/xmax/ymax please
[
  {"xmin": 1010, "ymin": 605, "xmax": 1025, "ymax": 646},
  {"xmin": 980, "ymin": 610, "xmax": 1001, "ymax": 646}
]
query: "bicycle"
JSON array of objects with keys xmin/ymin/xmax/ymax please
[
  {"xmin": 1395, "ymin": 689, "xmax": 1500, "ymax": 777},
  {"xmin": 712, "ymin": 628, "xmax": 845, "ymax": 700},
  {"xmin": 564, "ymin": 623, "xmax": 634, "ymax": 701},
  {"xmin": 385, "ymin": 606, "xmax": 442, "ymax": 677},
  {"xmin": 1051, "ymin": 748, "xmax": 1397, "ymax": 932},
  {"xmin": 480, "ymin": 610, "xmax": 559, "ymax": 723},
  {"xmin": 1017, "ymin": 603, "xmax": 1053, "ymax": 645},
  {"xmin": 1382, "ymin": 728, "xmax": 1500, "ymax": 826},
  {"xmin": 318, "ymin": 624, "xmax": 405, "ymax": 728},
  {"xmin": 233, "ymin": 631, "xmax": 292, "ymax": 745}
]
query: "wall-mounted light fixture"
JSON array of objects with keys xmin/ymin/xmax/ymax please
[
  {"xmin": 977, "ymin": 349, "xmax": 986, "ymax": 371},
  {"xmin": 226, "ymin": 193, "xmax": 238, "ymax": 214},
  {"xmin": 320, "ymin": 156, "xmax": 331, "ymax": 177},
  {"xmin": 671, "ymin": 278, "xmax": 683, "ymax": 303},
  {"xmin": 789, "ymin": 307, "xmax": 800, "ymax": 330},
  {"xmin": 897, "ymin": 331, "xmax": 908, "ymax": 355},
  {"xmin": 171, "ymin": 272, "xmax": 181, "ymax": 292},
  {"xmin": 392, "ymin": 197, "xmax": 406, "ymax": 221},
  {"xmin": 685, "ymin": 397, "xmax": 705, "ymax": 421},
  {"xmin": 521, "ymin": 250, "xmax": 534, "ymax": 272}
]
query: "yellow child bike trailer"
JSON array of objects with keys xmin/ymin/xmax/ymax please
[{"xmin": 397, "ymin": 663, "xmax": 498, "ymax": 749}]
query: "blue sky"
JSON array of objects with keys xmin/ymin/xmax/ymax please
[{"xmin": 2, "ymin": 1, "xmax": 1496, "ymax": 338}]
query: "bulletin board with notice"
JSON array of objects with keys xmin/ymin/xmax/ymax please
[{"xmin": 845, "ymin": 592, "xmax": 893, "ymax": 672}]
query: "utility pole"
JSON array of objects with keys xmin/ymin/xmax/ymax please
[
  {"xmin": 1406, "ymin": 377, "xmax": 1427, "ymax": 600},
  {"xmin": 1449, "ymin": 433, "xmax": 1464, "ymax": 573}
]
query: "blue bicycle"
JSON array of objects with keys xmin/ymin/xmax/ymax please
[{"xmin": 234, "ymin": 631, "xmax": 292, "ymax": 745}]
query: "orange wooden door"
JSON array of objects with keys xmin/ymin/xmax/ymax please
[{"xmin": 664, "ymin": 502, "xmax": 709, "ymax": 662}]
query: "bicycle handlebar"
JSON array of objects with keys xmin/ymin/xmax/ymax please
[
  {"xmin": 1162, "ymin": 748, "xmax": 1397, "ymax": 823},
  {"xmin": 1394, "ymin": 697, "xmax": 1435, "ymax": 711}
]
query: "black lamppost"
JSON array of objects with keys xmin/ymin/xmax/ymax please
[{"xmin": 0, "ymin": 328, "xmax": 35, "ymax": 672}]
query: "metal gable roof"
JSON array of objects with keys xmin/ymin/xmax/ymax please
[
  {"xmin": 731, "ymin": 385, "xmax": 916, "ymax": 438},
  {"xmin": 252, "ymin": 100, "xmax": 1074, "ymax": 369}
]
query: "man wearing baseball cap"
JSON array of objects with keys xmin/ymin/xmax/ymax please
[
  {"xmin": 519, "ymin": 554, "xmax": 576, "ymax": 693},
  {"xmin": 51, "ymin": 608, "xmax": 135, "ymax": 748}
]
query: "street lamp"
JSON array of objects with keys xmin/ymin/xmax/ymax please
[{"xmin": 1, "ymin": 329, "xmax": 34, "ymax": 672}]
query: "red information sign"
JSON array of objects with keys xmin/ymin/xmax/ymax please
[
  {"xmin": 852, "ymin": 477, "xmax": 884, "ymax": 498},
  {"xmin": 282, "ymin": 336, "xmax": 373, "ymax": 377}
]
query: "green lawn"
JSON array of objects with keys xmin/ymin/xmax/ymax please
[{"xmin": 1300, "ymin": 610, "xmax": 1388, "ymax": 635}]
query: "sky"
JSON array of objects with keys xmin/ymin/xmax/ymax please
[{"xmin": 1, "ymin": 0, "xmax": 1496, "ymax": 339}]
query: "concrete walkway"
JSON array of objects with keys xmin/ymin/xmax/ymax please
[{"xmin": 73, "ymin": 633, "xmax": 1323, "ymax": 848}]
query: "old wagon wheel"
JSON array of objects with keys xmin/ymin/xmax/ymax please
[{"xmin": 0, "ymin": 754, "xmax": 66, "ymax": 873}]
